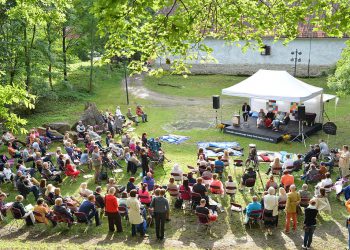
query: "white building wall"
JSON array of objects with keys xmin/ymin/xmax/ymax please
[{"xmin": 158, "ymin": 38, "xmax": 348, "ymax": 76}]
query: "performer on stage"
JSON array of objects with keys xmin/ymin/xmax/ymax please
[{"xmin": 242, "ymin": 102, "xmax": 251, "ymax": 122}]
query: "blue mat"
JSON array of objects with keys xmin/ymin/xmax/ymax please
[
  {"xmin": 197, "ymin": 142, "xmax": 243, "ymax": 157},
  {"xmin": 160, "ymin": 134, "xmax": 190, "ymax": 144}
]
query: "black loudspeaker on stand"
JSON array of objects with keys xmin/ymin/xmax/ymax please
[
  {"xmin": 292, "ymin": 105, "xmax": 308, "ymax": 147},
  {"xmin": 212, "ymin": 95, "xmax": 220, "ymax": 125},
  {"xmin": 297, "ymin": 105, "xmax": 305, "ymax": 121}
]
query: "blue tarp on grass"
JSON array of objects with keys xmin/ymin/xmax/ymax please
[{"xmin": 160, "ymin": 134, "xmax": 190, "ymax": 144}]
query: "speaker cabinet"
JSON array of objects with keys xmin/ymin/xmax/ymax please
[
  {"xmin": 212, "ymin": 95, "xmax": 220, "ymax": 109},
  {"xmin": 297, "ymin": 105, "xmax": 305, "ymax": 121}
]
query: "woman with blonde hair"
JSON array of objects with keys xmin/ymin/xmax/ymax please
[
  {"xmin": 278, "ymin": 187, "xmax": 287, "ymax": 210},
  {"xmin": 266, "ymin": 157, "xmax": 281, "ymax": 175},
  {"xmin": 79, "ymin": 182, "xmax": 93, "ymax": 197},
  {"xmin": 222, "ymin": 150, "xmax": 230, "ymax": 166}
]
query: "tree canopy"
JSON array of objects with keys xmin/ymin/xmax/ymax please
[{"xmin": 93, "ymin": 0, "xmax": 350, "ymax": 76}]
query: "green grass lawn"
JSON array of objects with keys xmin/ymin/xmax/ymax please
[{"xmin": 1, "ymin": 69, "xmax": 350, "ymax": 249}]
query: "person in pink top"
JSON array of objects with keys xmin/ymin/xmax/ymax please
[
  {"xmin": 138, "ymin": 183, "xmax": 152, "ymax": 205},
  {"xmin": 179, "ymin": 179, "xmax": 191, "ymax": 200},
  {"xmin": 210, "ymin": 174, "xmax": 224, "ymax": 194}
]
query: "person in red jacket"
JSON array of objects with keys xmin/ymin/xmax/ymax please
[
  {"xmin": 136, "ymin": 105, "xmax": 148, "ymax": 123},
  {"xmin": 104, "ymin": 187, "xmax": 123, "ymax": 233},
  {"xmin": 64, "ymin": 159, "xmax": 80, "ymax": 181}
]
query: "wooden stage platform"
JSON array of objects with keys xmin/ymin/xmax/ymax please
[{"xmin": 223, "ymin": 118, "xmax": 322, "ymax": 143}]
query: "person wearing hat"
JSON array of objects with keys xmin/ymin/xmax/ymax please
[{"xmin": 136, "ymin": 105, "xmax": 148, "ymax": 123}]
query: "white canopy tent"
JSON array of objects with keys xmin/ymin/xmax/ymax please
[{"xmin": 221, "ymin": 69, "xmax": 335, "ymax": 123}]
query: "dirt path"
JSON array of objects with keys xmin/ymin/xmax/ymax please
[{"xmin": 123, "ymin": 74, "xmax": 239, "ymax": 107}]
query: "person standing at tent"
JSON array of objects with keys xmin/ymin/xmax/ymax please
[{"xmin": 242, "ymin": 102, "xmax": 251, "ymax": 122}]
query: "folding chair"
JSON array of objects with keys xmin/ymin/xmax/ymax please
[
  {"xmin": 272, "ymin": 165, "xmax": 282, "ymax": 178},
  {"xmin": 52, "ymin": 211, "xmax": 73, "ymax": 228},
  {"xmin": 190, "ymin": 192, "xmax": 202, "ymax": 211},
  {"xmin": 74, "ymin": 211, "xmax": 90, "ymax": 233},
  {"xmin": 8, "ymin": 207, "xmax": 25, "ymax": 232},
  {"xmin": 167, "ymin": 188, "xmax": 179, "ymax": 198},
  {"xmin": 118, "ymin": 205, "xmax": 129, "ymax": 226},
  {"xmin": 209, "ymin": 185, "xmax": 222, "ymax": 195},
  {"xmin": 179, "ymin": 189, "xmax": 191, "ymax": 211},
  {"xmin": 202, "ymin": 175, "xmax": 212, "ymax": 185},
  {"xmin": 286, "ymin": 165, "xmax": 294, "ymax": 173},
  {"xmin": 195, "ymin": 212, "xmax": 212, "ymax": 234},
  {"xmin": 233, "ymin": 159, "xmax": 244, "ymax": 175},
  {"xmin": 247, "ymin": 209, "xmax": 263, "ymax": 229},
  {"xmin": 226, "ymin": 186, "xmax": 237, "ymax": 200},
  {"xmin": 230, "ymin": 202, "xmax": 243, "ymax": 223},
  {"xmin": 244, "ymin": 178, "xmax": 256, "ymax": 194},
  {"xmin": 187, "ymin": 165, "xmax": 198, "ymax": 175},
  {"xmin": 170, "ymin": 172, "xmax": 182, "ymax": 182}
]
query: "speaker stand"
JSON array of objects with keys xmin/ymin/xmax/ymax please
[
  {"xmin": 291, "ymin": 120, "xmax": 309, "ymax": 147},
  {"xmin": 215, "ymin": 110, "xmax": 218, "ymax": 126}
]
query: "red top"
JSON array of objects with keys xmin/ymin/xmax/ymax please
[
  {"xmin": 138, "ymin": 190, "xmax": 152, "ymax": 204},
  {"xmin": 136, "ymin": 107, "xmax": 144, "ymax": 116},
  {"xmin": 105, "ymin": 194, "xmax": 119, "ymax": 213}
]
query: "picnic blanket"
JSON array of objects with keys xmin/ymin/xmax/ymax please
[
  {"xmin": 197, "ymin": 142, "xmax": 243, "ymax": 157},
  {"xmin": 257, "ymin": 150, "xmax": 298, "ymax": 163},
  {"xmin": 160, "ymin": 134, "xmax": 190, "ymax": 144}
]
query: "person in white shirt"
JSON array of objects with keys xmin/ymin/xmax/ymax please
[
  {"xmin": 79, "ymin": 182, "xmax": 93, "ymax": 197},
  {"xmin": 170, "ymin": 163, "xmax": 183, "ymax": 182},
  {"xmin": 319, "ymin": 139, "xmax": 330, "ymax": 159},
  {"xmin": 76, "ymin": 121, "xmax": 86, "ymax": 138},
  {"xmin": 115, "ymin": 106, "xmax": 123, "ymax": 118},
  {"xmin": 315, "ymin": 172, "xmax": 333, "ymax": 195},
  {"xmin": 87, "ymin": 126, "xmax": 102, "ymax": 148},
  {"xmin": 3, "ymin": 163, "xmax": 16, "ymax": 187},
  {"xmin": 263, "ymin": 187, "xmax": 279, "ymax": 235},
  {"xmin": 282, "ymin": 154, "xmax": 294, "ymax": 172},
  {"xmin": 109, "ymin": 140, "xmax": 124, "ymax": 159},
  {"xmin": 225, "ymin": 175, "xmax": 237, "ymax": 198}
]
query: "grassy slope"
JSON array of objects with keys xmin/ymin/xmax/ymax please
[{"xmin": 1, "ymin": 69, "xmax": 349, "ymax": 249}]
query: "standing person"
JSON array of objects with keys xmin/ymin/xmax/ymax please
[
  {"xmin": 91, "ymin": 146, "xmax": 102, "ymax": 185},
  {"xmin": 140, "ymin": 148, "xmax": 149, "ymax": 177},
  {"xmin": 242, "ymin": 102, "xmax": 251, "ymax": 122},
  {"xmin": 285, "ymin": 184, "xmax": 301, "ymax": 233},
  {"xmin": 339, "ymin": 145, "xmax": 350, "ymax": 178},
  {"xmin": 150, "ymin": 188, "xmax": 169, "ymax": 240},
  {"xmin": 302, "ymin": 199, "xmax": 318, "ymax": 249},
  {"xmin": 104, "ymin": 187, "xmax": 123, "ymax": 233},
  {"xmin": 126, "ymin": 189, "xmax": 148, "ymax": 237}
]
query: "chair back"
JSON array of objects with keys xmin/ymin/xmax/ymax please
[
  {"xmin": 272, "ymin": 166, "xmax": 282, "ymax": 175},
  {"xmin": 210, "ymin": 185, "xmax": 221, "ymax": 194},
  {"xmin": 202, "ymin": 175, "xmax": 212, "ymax": 181},
  {"xmin": 244, "ymin": 178, "xmax": 256, "ymax": 187},
  {"xmin": 226, "ymin": 186, "xmax": 236, "ymax": 190},
  {"xmin": 118, "ymin": 206, "xmax": 128, "ymax": 216},
  {"xmin": 234, "ymin": 159, "xmax": 243, "ymax": 167},
  {"xmin": 53, "ymin": 211, "xmax": 71, "ymax": 223},
  {"xmin": 11, "ymin": 207, "xmax": 23, "ymax": 219},
  {"xmin": 196, "ymin": 212, "xmax": 210, "ymax": 224},
  {"xmin": 249, "ymin": 209, "xmax": 262, "ymax": 219},
  {"xmin": 324, "ymin": 184, "xmax": 333, "ymax": 189},
  {"xmin": 171, "ymin": 172, "xmax": 180, "ymax": 177},
  {"xmin": 74, "ymin": 211, "xmax": 88, "ymax": 222},
  {"xmin": 286, "ymin": 165, "xmax": 294, "ymax": 172},
  {"xmin": 190, "ymin": 192, "xmax": 202, "ymax": 202}
]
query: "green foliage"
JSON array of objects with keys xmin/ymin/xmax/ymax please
[
  {"xmin": 0, "ymin": 83, "xmax": 35, "ymax": 133},
  {"xmin": 328, "ymin": 40, "xmax": 350, "ymax": 96},
  {"xmin": 93, "ymin": 0, "xmax": 350, "ymax": 75}
]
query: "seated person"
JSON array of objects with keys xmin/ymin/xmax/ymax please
[
  {"xmin": 301, "ymin": 164, "xmax": 319, "ymax": 183},
  {"xmin": 225, "ymin": 175, "xmax": 237, "ymax": 198},
  {"xmin": 78, "ymin": 194, "xmax": 101, "ymax": 226},
  {"xmin": 42, "ymin": 162, "xmax": 62, "ymax": 184},
  {"xmin": 45, "ymin": 127, "xmax": 63, "ymax": 141},
  {"xmin": 136, "ymin": 105, "xmax": 148, "ymax": 123},
  {"xmin": 196, "ymin": 198, "xmax": 217, "ymax": 222},
  {"xmin": 210, "ymin": 174, "xmax": 224, "ymax": 194},
  {"xmin": 304, "ymin": 157, "xmax": 319, "ymax": 174},
  {"xmin": 282, "ymin": 154, "xmax": 294, "ymax": 172},
  {"xmin": 266, "ymin": 157, "xmax": 282, "ymax": 175},
  {"xmin": 319, "ymin": 139, "xmax": 330, "ymax": 159},
  {"xmin": 170, "ymin": 163, "xmax": 183, "ymax": 182},
  {"xmin": 187, "ymin": 172, "xmax": 196, "ymax": 186},
  {"xmin": 314, "ymin": 187, "xmax": 331, "ymax": 212},
  {"xmin": 8, "ymin": 142, "xmax": 21, "ymax": 158},
  {"xmin": 0, "ymin": 193, "xmax": 10, "ymax": 217},
  {"xmin": 79, "ymin": 182, "xmax": 93, "ymax": 197},
  {"xmin": 280, "ymin": 170, "xmax": 294, "ymax": 191},
  {"xmin": 34, "ymin": 198, "xmax": 57, "ymax": 226},
  {"xmin": 221, "ymin": 150, "xmax": 231, "ymax": 167},
  {"xmin": 53, "ymin": 198, "xmax": 74, "ymax": 227},
  {"xmin": 318, "ymin": 163, "xmax": 328, "ymax": 178},
  {"xmin": 16, "ymin": 175, "xmax": 40, "ymax": 201},
  {"xmin": 2, "ymin": 163, "xmax": 15, "ymax": 185},
  {"xmin": 138, "ymin": 183, "xmax": 152, "ymax": 205},
  {"xmin": 265, "ymin": 175, "xmax": 278, "ymax": 191},
  {"xmin": 179, "ymin": 179, "xmax": 191, "ymax": 201},
  {"xmin": 76, "ymin": 121, "xmax": 86, "ymax": 138},
  {"xmin": 214, "ymin": 156, "xmax": 224, "ymax": 176},
  {"xmin": 12, "ymin": 195, "xmax": 35, "ymax": 226},
  {"xmin": 266, "ymin": 110, "xmax": 275, "ymax": 121},
  {"xmin": 202, "ymin": 167, "xmax": 213, "ymax": 185},
  {"xmin": 197, "ymin": 155, "xmax": 208, "ymax": 175},
  {"xmin": 292, "ymin": 154, "xmax": 303, "ymax": 172},
  {"xmin": 126, "ymin": 108, "xmax": 139, "ymax": 125},
  {"xmin": 192, "ymin": 177, "xmax": 208, "ymax": 198},
  {"xmin": 244, "ymin": 196, "xmax": 262, "ymax": 224},
  {"xmin": 142, "ymin": 172, "xmax": 155, "ymax": 191},
  {"xmin": 272, "ymin": 112, "xmax": 290, "ymax": 131},
  {"xmin": 256, "ymin": 109, "xmax": 266, "ymax": 128},
  {"xmin": 64, "ymin": 159, "xmax": 80, "ymax": 181},
  {"xmin": 167, "ymin": 177, "xmax": 179, "ymax": 197},
  {"xmin": 298, "ymin": 184, "xmax": 311, "ymax": 207},
  {"xmin": 315, "ymin": 172, "xmax": 333, "ymax": 194},
  {"xmin": 87, "ymin": 126, "xmax": 102, "ymax": 148},
  {"xmin": 126, "ymin": 177, "xmax": 138, "ymax": 193},
  {"xmin": 239, "ymin": 167, "xmax": 257, "ymax": 190}
]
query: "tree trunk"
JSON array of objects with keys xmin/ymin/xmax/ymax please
[
  {"xmin": 89, "ymin": 20, "xmax": 94, "ymax": 93},
  {"xmin": 23, "ymin": 24, "xmax": 30, "ymax": 90},
  {"xmin": 62, "ymin": 26, "xmax": 68, "ymax": 82},
  {"xmin": 47, "ymin": 23, "xmax": 53, "ymax": 90}
]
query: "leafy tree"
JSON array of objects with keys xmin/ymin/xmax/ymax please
[
  {"xmin": 93, "ymin": 0, "xmax": 350, "ymax": 76},
  {"xmin": 328, "ymin": 40, "xmax": 350, "ymax": 95}
]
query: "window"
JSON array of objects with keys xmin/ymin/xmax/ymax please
[{"xmin": 260, "ymin": 45, "xmax": 271, "ymax": 56}]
